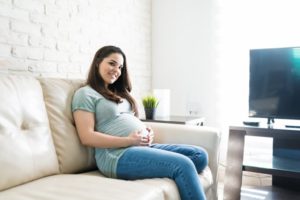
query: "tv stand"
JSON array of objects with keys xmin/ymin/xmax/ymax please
[
  {"xmin": 224, "ymin": 125, "xmax": 300, "ymax": 200},
  {"xmin": 267, "ymin": 117, "xmax": 275, "ymax": 125}
]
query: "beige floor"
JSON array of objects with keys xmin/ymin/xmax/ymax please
[
  {"xmin": 217, "ymin": 162, "xmax": 273, "ymax": 200},
  {"xmin": 217, "ymin": 174, "xmax": 271, "ymax": 200}
]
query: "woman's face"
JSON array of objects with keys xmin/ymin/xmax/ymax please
[{"xmin": 98, "ymin": 53, "xmax": 124, "ymax": 87}]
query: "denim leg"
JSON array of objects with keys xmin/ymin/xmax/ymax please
[
  {"xmin": 151, "ymin": 143, "xmax": 209, "ymax": 173},
  {"xmin": 116, "ymin": 147, "xmax": 206, "ymax": 200}
]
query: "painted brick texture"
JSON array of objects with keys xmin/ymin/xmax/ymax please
[{"xmin": 0, "ymin": 0, "xmax": 151, "ymax": 108}]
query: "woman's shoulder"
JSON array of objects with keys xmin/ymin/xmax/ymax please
[
  {"xmin": 72, "ymin": 85, "xmax": 105, "ymax": 112},
  {"xmin": 74, "ymin": 85, "xmax": 104, "ymax": 100},
  {"xmin": 75, "ymin": 85, "xmax": 102, "ymax": 97}
]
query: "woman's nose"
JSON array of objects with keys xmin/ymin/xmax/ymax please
[
  {"xmin": 112, "ymin": 66, "xmax": 120, "ymax": 72},
  {"xmin": 111, "ymin": 67, "xmax": 121, "ymax": 74}
]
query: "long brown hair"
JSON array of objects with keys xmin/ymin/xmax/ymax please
[{"xmin": 86, "ymin": 46, "xmax": 139, "ymax": 117}]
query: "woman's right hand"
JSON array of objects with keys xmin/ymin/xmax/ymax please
[{"xmin": 127, "ymin": 131, "xmax": 150, "ymax": 146}]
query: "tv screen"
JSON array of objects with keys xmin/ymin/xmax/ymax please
[{"xmin": 249, "ymin": 47, "xmax": 300, "ymax": 120}]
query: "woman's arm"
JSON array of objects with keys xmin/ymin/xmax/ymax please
[{"xmin": 73, "ymin": 110, "xmax": 145, "ymax": 148}]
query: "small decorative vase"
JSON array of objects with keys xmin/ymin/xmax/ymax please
[{"xmin": 144, "ymin": 108, "xmax": 156, "ymax": 120}]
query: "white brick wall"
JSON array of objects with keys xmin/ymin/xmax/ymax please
[{"xmin": 0, "ymin": 0, "xmax": 152, "ymax": 112}]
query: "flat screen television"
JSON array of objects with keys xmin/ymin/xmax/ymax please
[{"xmin": 249, "ymin": 47, "xmax": 300, "ymax": 123}]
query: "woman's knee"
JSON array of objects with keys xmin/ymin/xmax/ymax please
[
  {"xmin": 173, "ymin": 154, "xmax": 197, "ymax": 174},
  {"xmin": 193, "ymin": 147, "xmax": 209, "ymax": 173}
]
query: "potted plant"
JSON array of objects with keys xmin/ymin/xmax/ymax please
[{"xmin": 142, "ymin": 95, "xmax": 159, "ymax": 120}]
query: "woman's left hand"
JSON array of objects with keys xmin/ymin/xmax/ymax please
[{"xmin": 145, "ymin": 127, "xmax": 154, "ymax": 146}]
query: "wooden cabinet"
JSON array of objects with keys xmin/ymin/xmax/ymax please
[
  {"xmin": 224, "ymin": 125, "xmax": 300, "ymax": 200},
  {"xmin": 141, "ymin": 115, "xmax": 205, "ymax": 126}
]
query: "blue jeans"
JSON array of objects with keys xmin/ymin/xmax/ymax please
[{"xmin": 116, "ymin": 144, "xmax": 208, "ymax": 200}]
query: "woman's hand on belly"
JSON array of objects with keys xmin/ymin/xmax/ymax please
[
  {"xmin": 127, "ymin": 130, "xmax": 153, "ymax": 147},
  {"xmin": 145, "ymin": 127, "xmax": 154, "ymax": 146}
]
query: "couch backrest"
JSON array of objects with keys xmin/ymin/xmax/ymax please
[
  {"xmin": 0, "ymin": 75, "xmax": 59, "ymax": 191},
  {"xmin": 38, "ymin": 78, "xmax": 96, "ymax": 173}
]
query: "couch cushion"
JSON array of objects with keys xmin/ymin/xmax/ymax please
[
  {"xmin": 0, "ymin": 75, "xmax": 59, "ymax": 191},
  {"xmin": 38, "ymin": 78, "xmax": 96, "ymax": 173},
  {"xmin": 0, "ymin": 168, "xmax": 213, "ymax": 200},
  {"xmin": 0, "ymin": 172, "xmax": 164, "ymax": 200}
]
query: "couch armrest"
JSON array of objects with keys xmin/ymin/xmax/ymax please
[{"xmin": 144, "ymin": 122, "xmax": 221, "ymax": 192}]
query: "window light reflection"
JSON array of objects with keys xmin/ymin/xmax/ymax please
[{"xmin": 241, "ymin": 188, "xmax": 269, "ymax": 200}]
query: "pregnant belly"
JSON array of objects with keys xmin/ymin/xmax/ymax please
[{"xmin": 99, "ymin": 114, "xmax": 146, "ymax": 137}]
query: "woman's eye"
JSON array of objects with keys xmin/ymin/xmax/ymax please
[
  {"xmin": 109, "ymin": 62, "xmax": 115, "ymax": 66},
  {"xmin": 108, "ymin": 62, "xmax": 122, "ymax": 69}
]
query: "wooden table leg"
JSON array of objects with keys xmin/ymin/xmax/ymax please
[{"xmin": 223, "ymin": 129, "xmax": 246, "ymax": 200}]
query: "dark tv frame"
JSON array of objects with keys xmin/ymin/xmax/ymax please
[{"xmin": 248, "ymin": 46, "xmax": 300, "ymax": 125}]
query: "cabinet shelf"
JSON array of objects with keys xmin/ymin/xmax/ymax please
[
  {"xmin": 141, "ymin": 115, "xmax": 204, "ymax": 126},
  {"xmin": 243, "ymin": 156, "xmax": 300, "ymax": 178}
]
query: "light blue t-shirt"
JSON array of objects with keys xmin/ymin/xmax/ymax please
[{"xmin": 72, "ymin": 85, "xmax": 146, "ymax": 178}]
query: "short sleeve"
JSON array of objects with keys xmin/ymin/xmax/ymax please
[{"xmin": 71, "ymin": 86, "xmax": 102, "ymax": 113}]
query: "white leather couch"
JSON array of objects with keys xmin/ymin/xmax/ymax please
[{"xmin": 0, "ymin": 75, "xmax": 221, "ymax": 200}]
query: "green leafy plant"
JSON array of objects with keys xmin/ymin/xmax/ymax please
[{"xmin": 142, "ymin": 95, "xmax": 159, "ymax": 109}]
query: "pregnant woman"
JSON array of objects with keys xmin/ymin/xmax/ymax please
[{"xmin": 72, "ymin": 45, "xmax": 208, "ymax": 200}]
